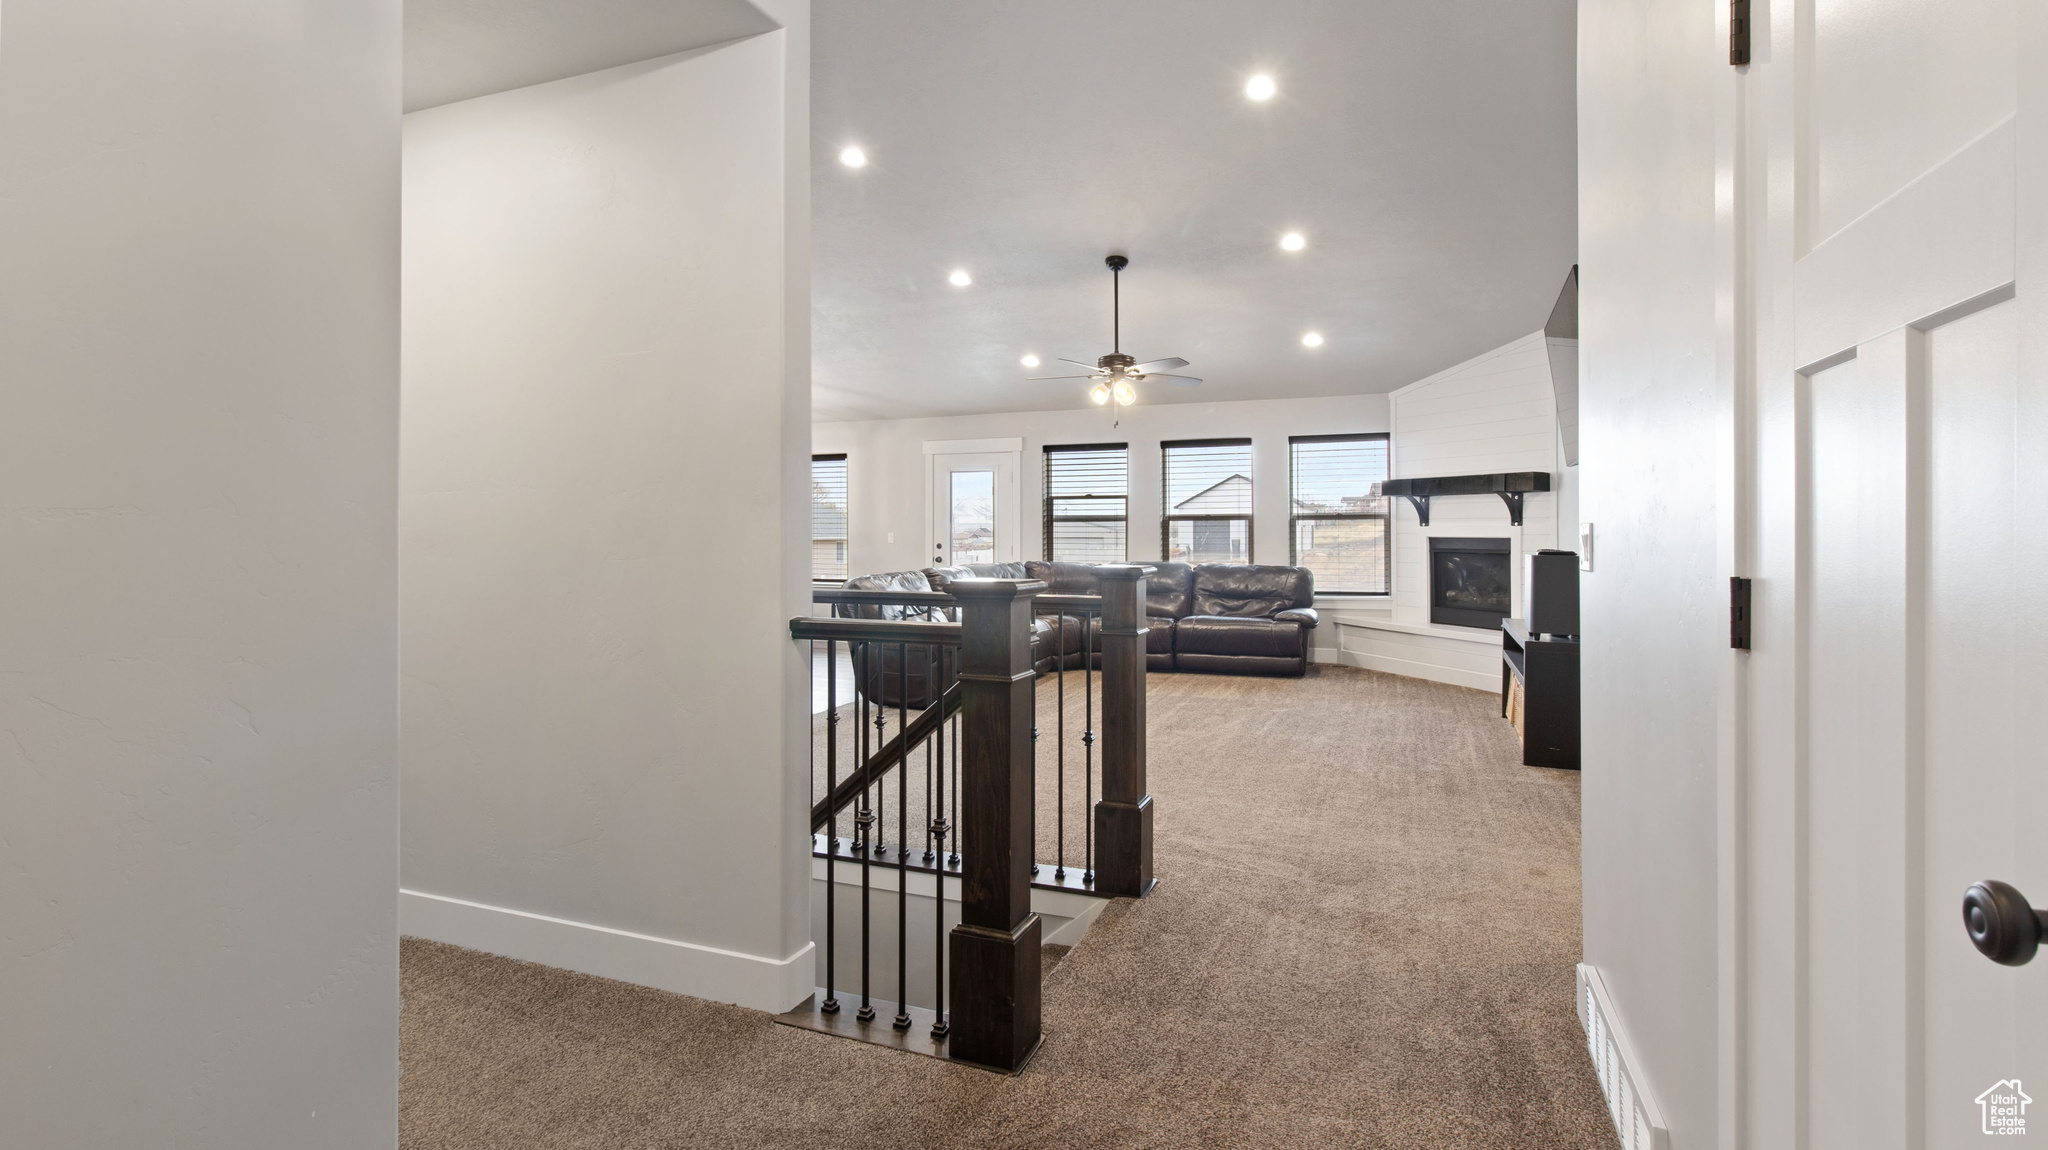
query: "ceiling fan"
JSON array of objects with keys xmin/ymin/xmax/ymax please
[{"xmin": 1029, "ymin": 254, "xmax": 1202, "ymax": 407}]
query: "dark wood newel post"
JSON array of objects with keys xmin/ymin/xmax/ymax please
[
  {"xmin": 1093, "ymin": 565, "xmax": 1155, "ymax": 898},
  {"xmin": 948, "ymin": 578, "xmax": 1045, "ymax": 1072}
]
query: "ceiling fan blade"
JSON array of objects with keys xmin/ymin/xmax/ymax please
[
  {"xmin": 1145, "ymin": 374, "xmax": 1203, "ymax": 386},
  {"xmin": 1058, "ymin": 357, "xmax": 1107, "ymax": 373},
  {"xmin": 1027, "ymin": 374, "xmax": 1098, "ymax": 381},
  {"xmin": 1131, "ymin": 357, "xmax": 1189, "ymax": 373}
]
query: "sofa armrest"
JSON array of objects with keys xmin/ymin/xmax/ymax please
[{"xmin": 1273, "ymin": 607, "xmax": 1319, "ymax": 627}]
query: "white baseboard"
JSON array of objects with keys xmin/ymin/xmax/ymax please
[
  {"xmin": 1312, "ymin": 646, "xmax": 1501, "ymax": 693},
  {"xmin": 401, "ymin": 888, "xmax": 813, "ymax": 1013},
  {"xmin": 1576, "ymin": 963, "xmax": 1672, "ymax": 1150}
]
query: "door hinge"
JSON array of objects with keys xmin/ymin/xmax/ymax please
[
  {"xmin": 1730, "ymin": 577, "xmax": 1752, "ymax": 650},
  {"xmin": 1730, "ymin": 0, "xmax": 1752, "ymax": 66}
]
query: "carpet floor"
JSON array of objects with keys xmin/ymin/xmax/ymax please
[{"xmin": 399, "ymin": 665, "xmax": 1619, "ymax": 1149}]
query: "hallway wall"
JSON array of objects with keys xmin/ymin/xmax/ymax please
[
  {"xmin": 1577, "ymin": 0, "xmax": 1726, "ymax": 1145},
  {"xmin": 399, "ymin": 13, "xmax": 813, "ymax": 1012},
  {"xmin": 0, "ymin": 1, "xmax": 402, "ymax": 1145}
]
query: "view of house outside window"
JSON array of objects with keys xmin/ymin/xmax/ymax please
[
  {"xmin": 811, "ymin": 454, "xmax": 849, "ymax": 582},
  {"xmin": 1162, "ymin": 439, "xmax": 1253, "ymax": 564},
  {"xmin": 1044, "ymin": 443, "xmax": 1128, "ymax": 563},
  {"xmin": 1289, "ymin": 433, "xmax": 1389, "ymax": 593}
]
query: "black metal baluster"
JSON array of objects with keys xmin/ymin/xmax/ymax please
[
  {"xmin": 1084, "ymin": 612, "xmax": 1095, "ymax": 886},
  {"xmin": 1056, "ymin": 615, "xmax": 1067, "ymax": 881},
  {"xmin": 931, "ymin": 662, "xmax": 949, "ymax": 1039},
  {"xmin": 949, "ymin": 708, "xmax": 961, "ymax": 868},
  {"xmin": 924, "ymin": 644, "xmax": 936, "ymax": 863},
  {"xmin": 895, "ymin": 643, "xmax": 912, "ymax": 1030},
  {"xmin": 857, "ymin": 641, "xmax": 875, "ymax": 1022},
  {"xmin": 823, "ymin": 640, "xmax": 840, "ymax": 1014}
]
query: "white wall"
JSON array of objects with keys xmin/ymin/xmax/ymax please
[
  {"xmin": 0, "ymin": 2, "xmax": 401, "ymax": 1145},
  {"xmin": 814, "ymin": 392, "xmax": 1390, "ymax": 661},
  {"xmin": 399, "ymin": 14, "xmax": 813, "ymax": 1012},
  {"xmin": 1578, "ymin": 0, "xmax": 1725, "ymax": 1144}
]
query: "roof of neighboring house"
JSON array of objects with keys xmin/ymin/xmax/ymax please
[{"xmin": 1173, "ymin": 474, "xmax": 1251, "ymax": 512}]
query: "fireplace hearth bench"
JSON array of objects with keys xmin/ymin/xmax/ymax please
[{"xmin": 838, "ymin": 561, "xmax": 1319, "ymax": 677}]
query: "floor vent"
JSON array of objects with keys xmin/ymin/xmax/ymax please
[{"xmin": 1575, "ymin": 963, "xmax": 1671, "ymax": 1150}]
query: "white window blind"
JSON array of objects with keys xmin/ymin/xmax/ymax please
[
  {"xmin": 1288, "ymin": 434, "xmax": 1389, "ymax": 593},
  {"xmin": 812, "ymin": 454, "xmax": 849, "ymax": 583},
  {"xmin": 1161, "ymin": 438, "xmax": 1253, "ymax": 564},
  {"xmin": 1043, "ymin": 443, "xmax": 1128, "ymax": 563}
]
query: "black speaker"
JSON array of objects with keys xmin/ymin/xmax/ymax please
[{"xmin": 1525, "ymin": 550, "xmax": 1579, "ymax": 637}]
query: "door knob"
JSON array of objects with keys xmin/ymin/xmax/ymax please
[{"xmin": 1962, "ymin": 880, "xmax": 2048, "ymax": 966}]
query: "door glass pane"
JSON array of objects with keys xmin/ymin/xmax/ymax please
[{"xmin": 950, "ymin": 470, "xmax": 994, "ymax": 565}]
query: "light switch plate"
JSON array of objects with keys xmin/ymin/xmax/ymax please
[{"xmin": 1578, "ymin": 523, "xmax": 1594, "ymax": 571}]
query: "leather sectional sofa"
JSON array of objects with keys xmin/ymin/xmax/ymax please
[
  {"xmin": 836, "ymin": 560, "xmax": 1320, "ymax": 683},
  {"xmin": 1020, "ymin": 560, "xmax": 1320, "ymax": 676}
]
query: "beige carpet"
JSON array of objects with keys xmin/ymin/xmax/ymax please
[{"xmin": 400, "ymin": 665, "xmax": 1619, "ymax": 1149}]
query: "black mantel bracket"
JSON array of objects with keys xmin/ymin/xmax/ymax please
[{"xmin": 1381, "ymin": 472, "xmax": 1551, "ymax": 528}]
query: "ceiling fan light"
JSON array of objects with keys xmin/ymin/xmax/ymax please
[
  {"xmin": 1111, "ymin": 379, "xmax": 1136, "ymax": 406},
  {"xmin": 1089, "ymin": 382, "xmax": 1112, "ymax": 405},
  {"xmin": 1020, "ymin": 354, "xmax": 1040, "ymax": 367}
]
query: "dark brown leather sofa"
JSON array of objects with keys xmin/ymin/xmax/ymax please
[
  {"xmin": 1172, "ymin": 564, "xmax": 1320, "ymax": 676},
  {"xmin": 946, "ymin": 560, "xmax": 1319, "ymax": 677},
  {"xmin": 833, "ymin": 561, "xmax": 1320, "ymax": 698}
]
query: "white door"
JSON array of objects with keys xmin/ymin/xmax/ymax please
[
  {"xmin": 927, "ymin": 451, "xmax": 1020, "ymax": 569},
  {"xmin": 1744, "ymin": 2, "xmax": 2045, "ymax": 1145}
]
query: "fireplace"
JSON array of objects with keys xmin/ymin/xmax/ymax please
[{"xmin": 1428, "ymin": 537, "xmax": 1511, "ymax": 629}]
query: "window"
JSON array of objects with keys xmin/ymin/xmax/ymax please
[
  {"xmin": 811, "ymin": 454, "xmax": 849, "ymax": 583},
  {"xmin": 1161, "ymin": 438, "xmax": 1253, "ymax": 564},
  {"xmin": 1289, "ymin": 434, "xmax": 1390, "ymax": 594},
  {"xmin": 1043, "ymin": 443, "xmax": 1128, "ymax": 563}
]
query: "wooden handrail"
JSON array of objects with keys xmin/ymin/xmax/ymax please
[
  {"xmin": 810, "ymin": 586, "xmax": 1102, "ymax": 614},
  {"xmin": 789, "ymin": 617, "xmax": 962, "ymax": 644}
]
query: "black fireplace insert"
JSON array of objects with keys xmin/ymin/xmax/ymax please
[{"xmin": 1428, "ymin": 536, "xmax": 1511, "ymax": 629}]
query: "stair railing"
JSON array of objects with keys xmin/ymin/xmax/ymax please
[{"xmin": 791, "ymin": 568, "xmax": 1154, "ymax": 1071}]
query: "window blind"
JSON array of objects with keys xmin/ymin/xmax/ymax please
[
  {"xmin": 1288, "ymin": 433, "xmax": 1389, "ymax": 593},
  {"xmin": 1043, "ymin": 443, "xmax": 1128, "ymax": 563},
  {"xmin": 812, "ymin": 454, "xmax": 849, "ymax": 583},
  {"xmin": 1161, "ymin": 438, "xmax": 1253, "ymax": 564}
]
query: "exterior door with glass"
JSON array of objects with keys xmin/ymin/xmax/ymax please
[{"xmin": 928, "ymin": 450, "xmax": 1019, "ymax": 569}]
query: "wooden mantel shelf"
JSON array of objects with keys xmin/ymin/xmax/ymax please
[{"xmin": 1380, "ymin": 471, "xmax": 1552, "ymax": 526}]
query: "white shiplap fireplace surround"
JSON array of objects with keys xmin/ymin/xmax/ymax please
[{"xmin": 1312, "ymin": 331, "xmax": 1574, "ymax": 692}]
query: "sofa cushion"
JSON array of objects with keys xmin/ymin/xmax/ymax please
[
  {"xmin": 1024, "ymin": 560, "xmax": 1101, "ymax": 594},
  {"xmin": 1173, "ymin": 615, "xmax": 1306, "ymax": 660},
  {"xmin": 1191, "ymin": 564, "xmax": 1313, "ymax": 619},
  {"xmin": 1146, "ymin": 616, "xmax": 1175, "ymax": 656},
  {"xmin": 1173, "ymin": 651, "xmax": 1304, "ymax": 677},
  {"xmin": 840, "ymin": 569, "xmax": 943, "ymax": 621},
  {"xmin": 1143, "ymin": 562, "xmax": 1195, "ymax": 618}
]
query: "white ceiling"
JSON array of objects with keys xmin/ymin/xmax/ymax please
[
  {"xmin": 812, "ymin": 0, "xmax": 1576, "ymax": 422},
  {"xmin": 404, "ymin": 0, "xmax": 779, "ymax": 112}
]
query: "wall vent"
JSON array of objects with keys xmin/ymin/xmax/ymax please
[{"xmin": 1576, "ymin": 963, "xmax": 1672, "ymax": 1150}]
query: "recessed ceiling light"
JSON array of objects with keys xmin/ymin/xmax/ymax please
[
  {"xmin": 1280, "ymin": 232, "xmax": 1306, "ymax": 252},
  {"xmin": 949, "ymin": 269, "xmax": 973, "ymax": 287},
  {"xmin": 1245, "ymin": 74, "xmax": 1276, "ymax": 102},
  {"xmin": 1301, "ymin": 331, "xmax": 1324, "ymax": 347},
  {"xmin": 839, "ymin": 146, "xmax": 867, "ymax": 168},
  {"xmin": 1020, "ymin": 354, "xmax": 1040, "ymax": 367}
]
